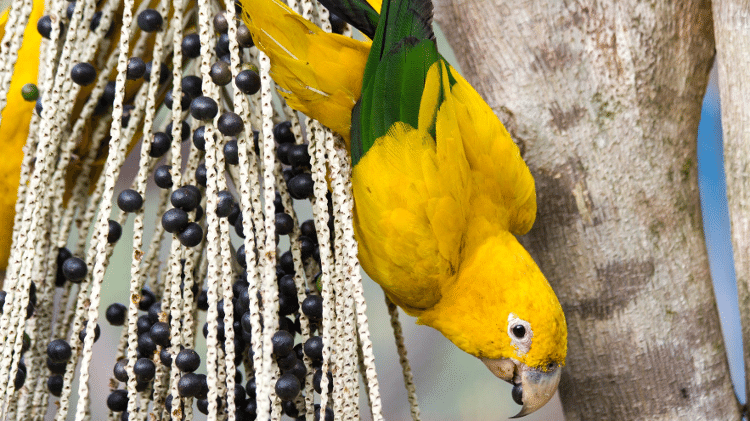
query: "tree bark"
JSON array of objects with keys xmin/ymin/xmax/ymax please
[
  {"xmin": 433, "ymin": 0, "xmax": 741, "ymax": 419},
  {"xmin": 712, "ymin": 0, "xmax": 750, "ymax": 409}
]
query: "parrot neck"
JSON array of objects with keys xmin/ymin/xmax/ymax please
[{"xmin": 417, "ymin": 231, "xmax": 551, "ymax": 360}]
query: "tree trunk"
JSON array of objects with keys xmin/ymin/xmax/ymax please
[
  {"xmin": 712, "ymin": 0, "xmax": 750, "ymax": 409},
  {"xmin": 433, "ymin": 0, "xmax": 741, "ymax": 419}
]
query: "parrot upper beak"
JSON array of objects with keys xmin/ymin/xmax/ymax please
[{"xmin": 481, "ymin": 357, "xmax": 561, "ymax": 418}]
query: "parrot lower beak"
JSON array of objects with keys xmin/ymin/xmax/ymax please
[{"xmin": 481, "ymin": 358, "xmax": 561, "ymax": 418}]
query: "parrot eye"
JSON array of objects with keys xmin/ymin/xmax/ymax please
[{"xmin": 507, "ymin": 313, "xmax": 533, "ymax": 356}]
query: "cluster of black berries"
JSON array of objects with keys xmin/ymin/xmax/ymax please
[{"xmin": 274, "ymin": 121, "xmax": 316, "ymax": 200}]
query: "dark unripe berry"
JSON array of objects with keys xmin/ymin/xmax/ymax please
[
  {"xmin": 304, "ymin": 336, "xmax": 324, "ymax": 361},
  {"xmin": 235, "ymin": 70, "xmax": 260, "ymax": 95},
  {"xmin": 195, "ymin": 163, "xmax": 207, "ymax": 188},
  {"xmin": 137, "ymin": 333, "xmax": 156, "ymax": 356},
  {"xmin": 302, "ymin": 295, "xmax": 323, "ymax": 320},
  {"xmin": 288, "ymin": 144, "xmax": 311, "ymax": 168},
  {"xmin": 71, "ymin": 63, "xmax": 97, "ymax": 86},
  {"xmin": 126, "ymin": 57, "xmax": 146, "ymax": 80},
  {"xmin": 175, "ymin": 348, "xmax": 201, "ymax": 373},
  {"xmin": 275, "ymin": 373, "xmax": 301, "ymax": 401},
  {"xmin": 192, "ymin": 126, "xmax": 206, "ymax": 151},
  {"xmin": 171, "ymin": 187, "xmax": 200, "ymax": 211},
  {"xmin": 154, "ymin": 165, "xmax": 173, "ymax": 189},
  {"xmin": 134, "ymin": 358, "xmax": 156, "ymax": 382},
  {"xmin": 300, "ymin": 219, "xmax": 317, "ymax": 242},
  {"xmin": 197, "ymin": 289, "xmax": 209, "ymax": 311},
  {"xmin": 150, "ymin": 322, "xmax": 170, "ymax": 347},
  {"xmin": 164, "ymin": 90, "xmax": 191, "ymax": 111},
  {"xmin": 288, "ymin": 359, "xmax": 307, "ymax": 383},
  {"xmin": 276, "ymin": 142, "xmax": 293, "ymax": 165},
  {"xmin": 272, "ymin": 331, "xmax": 294, "ymax": 357},
  {"xmin": 216, "ymin": 190, "xmax": 234, "ymax": 217},
  {"xmin": 117, "ymin": 189, "xmax": 143, "ymax": 212},
  {"xmin": 223, "ymin": 140, "xmax": 239, "ymax": 165},
  {"xmin": 213, "ymin": 12, "xmax": 228, "ymax": 34},
  {"xmin": 78, "ymin": 323, "xmax": 100, "ymax": 343},
  {"xmin": 279, "ymin": 251, "xmax": 294, "ymax": 274},
  {"xmin": 218, "ymin": 113, "xmax": 244, "ymax": 136},
  {"xmin": 107, "ymin": 220, "xmax": 122, "ymax": 243},
  {"xmin": 139, "ymin": 288, "xmax": 156, "ymax": 311},
  {"xmin": 149, "ymin": 132, "xmax": 170, "ymax": 158},
  {"xmin": 47, "ymin": 358, "xmax": 66, "ymax": 374},
  {"xmin": 47, "ymin": 375, "xmax": 63, "ymax": 396},
  {"xmin": 166, "ymin": 120, "xmax": 190, "ymax": 142},
  {"xmin": 62, "ymin": 257, "xmax": 87, "ymax": 283},
  {"xmin": 136, "ymin": 315, "xmax": 152, "ymax": 335},
  {"xmin": 113, "ymin": 359, "xmax": 129, "ymax": 382},
  {"xmin": 182, "ymin": 75, "xmax": 202, "ymax": 98},
  {"xmin": 137, "ymin": 9, "xmax": 163, "ymax": 32},
  {"xmin": 299, "ymin": 236, "xmax": 315, "ymax": 260},
  {"xmin": 107, "ymin": 389, "xmax": 128, "ymax": 412},
  {"xmin": 279, "ymin": 293, "xmax": 299, "ymax": 316},
  {"xmin": 190, "ymin": 96, "xmax": 218, "ymax": 121},
  {"xmin": 178, "ymin": 223, "xmax": 203, "ymax": 247},
  {"xmin": 181, "ymin": 33, "xmax": 201, "ymax": 58},
  {"xmin": 287, "ymin": 173, "xmax": 314, "ymax": 199},
  {"xmin": 178, "ymin": 372, "xmax": 201, "ymax": 397},
  {"xmin": 106, "ymin": 303, "xmax": 126, "ymax": 325},
  {"xmin": 210, "ymin": 61, "xmax": 232, "ymax": 86},
  {"xmin": 144, "ymin": 61, "xmax": 170, "ymax": 85},
  {"xmin": 215, "ymin": 33, "xmax": 230, "ymax": 56},
  {"xmin": 278, "ymin": 275, "xmax": 297, "ymax": 298},
  {"xmin": 162, "ymin": 208, "xmax": 189, "ymax": 233},
  {"xmin": 237, "ymin": 24, "xmax": 254, "ymax": 48},
  {"xmin": 273, "ymin": 121, "xmax": 295, "ymax": 144},
  {"xmin": 159, "ymin": 348, "xmax": 172, "ymax": 366},
  {"xmin": 275, "ymin": 213, "xmax": 294, "ymax": 235},
  {"xmin": 13, "ymin": 366, "xmax": 25, "ymax": 390},
  {"xmin": 47, "ymin": 339, "xmax": 72, "ymax": 362},
  {"xmin": 148, "ymin": 302, "xmax": 162, "ymax": 324},
  {"xmin": 37, "ymin": 16, "xmax": 54, "ymax": 39},
  {"xmin": 313, "ymin": 369, "xmax": 333, "ymax": 394}
]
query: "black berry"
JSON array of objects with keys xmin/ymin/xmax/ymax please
[
  {"xmin": 162, "ymin": 208, "xmax": 189, "ymax": 233},
  {"xmin": 71, "ymin": 63, "xmax": 97, "ymax": 86},
  {"xmin": 190, "ymin": 96, "xmax": 218, "ymax": 121},
  {"xmin": 218, "ymin": 113, "xmax": 244, "ymax": 136},
  {"xmin": 126, "ymin": 57, "xmax": 146, "ymax": 80},
  {"xmin": 137, "ymin": 9, "xmax": 163, "ymax": 32}
]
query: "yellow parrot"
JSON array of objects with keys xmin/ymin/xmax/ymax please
[{"xmin": 241, "ymin": 0, "xmax": 567, "ymax": 415}]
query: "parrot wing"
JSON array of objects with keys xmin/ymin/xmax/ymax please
[
  {"xmin": 240, "ymin": 0, "xmax": 370, "ymax": 142},
  {"xmin": 351, "ymin": 0, "xmax": 536, "ymax": 313}
]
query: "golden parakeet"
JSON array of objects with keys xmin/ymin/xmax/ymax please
[{"xmin": 241, "ymin": 0, "xmax": 567, "ymax": 415}]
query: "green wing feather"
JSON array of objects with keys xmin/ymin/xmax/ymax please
[{"xmin": 351, "ymin": 0, "xmax": 440, "ymax": 165}]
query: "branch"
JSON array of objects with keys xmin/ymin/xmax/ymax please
[{"xmin": 433, "ymin": 0, "xmax": 741, "ymax": 418}]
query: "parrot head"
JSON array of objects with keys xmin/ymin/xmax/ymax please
[{"xmin": 417, "ymin": 231, "xmax": 567, "ymax": 417}]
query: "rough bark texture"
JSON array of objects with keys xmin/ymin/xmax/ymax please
[
  {"xmin": 712, "ymin": 0, "xmax": 750, "ymax": 408},
  {"xmin": 433, "ymin": 0, "xmax": 741, "ymax": 419}
]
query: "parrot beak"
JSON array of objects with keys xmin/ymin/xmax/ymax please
[{"xmin": 481, "ymin": 358, "xmax": 561, "ymax": 418}]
